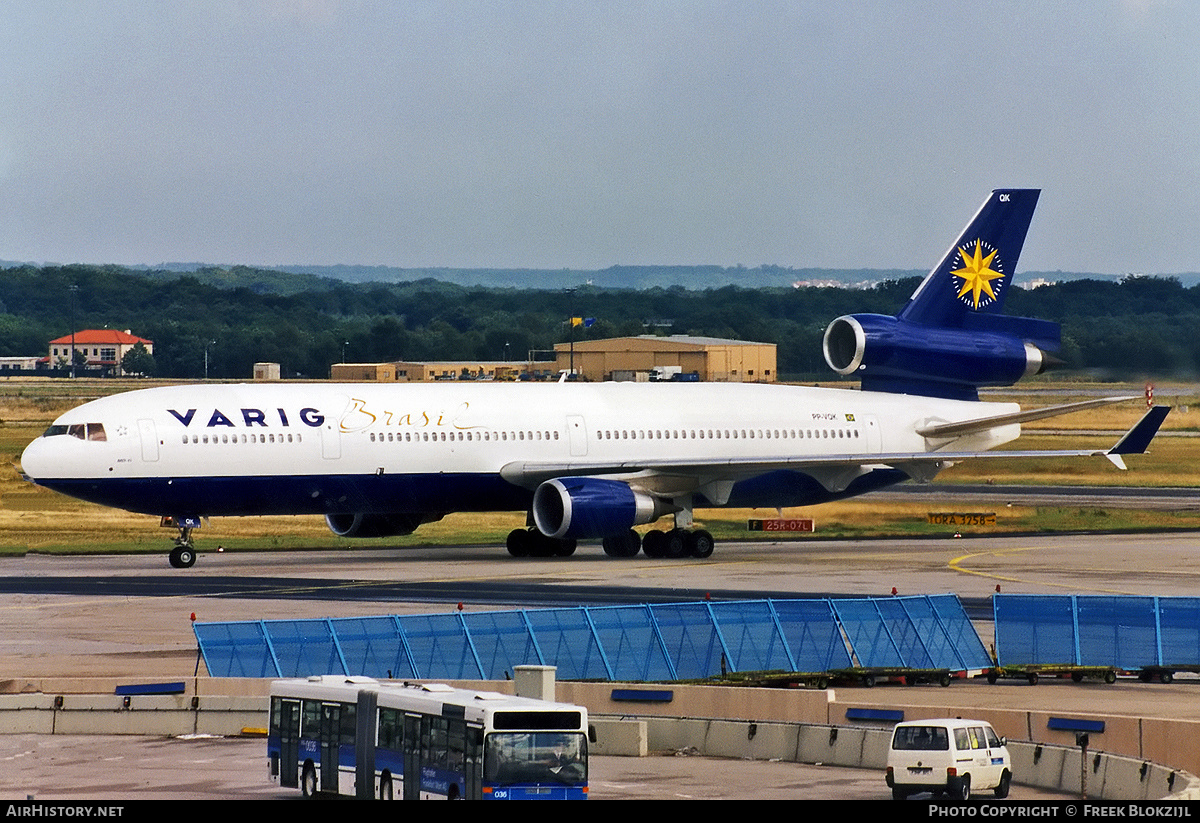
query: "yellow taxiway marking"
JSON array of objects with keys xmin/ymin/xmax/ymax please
[{"xmin": 947, "ymin": 545, "xmax": 1140, "ymax": 595}]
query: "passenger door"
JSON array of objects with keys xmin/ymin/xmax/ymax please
[
  {"xmin": 138, "ymin": 418, "xmax": 159, "ymax": 462},
  {"xmin": 969, "ymin": 725, "xmax": 1001, "ymax": 788}
]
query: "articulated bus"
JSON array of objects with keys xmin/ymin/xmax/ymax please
[{"xmin": 268, "ymin": 675, "xmax": 589, "ymax": 800}]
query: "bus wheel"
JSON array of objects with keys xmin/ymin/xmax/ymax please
[
  {"xmin": 380, "ymin": 773, "xmax": 393, "ymax": 800},
  {"xmin": 301, "ymin": 762, "xmax": 317, "ymax": 798}
]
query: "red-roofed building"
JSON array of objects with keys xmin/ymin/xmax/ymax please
[{"xmin": 48, "ymin": 330, "xmax": 154, "ymax": 377}]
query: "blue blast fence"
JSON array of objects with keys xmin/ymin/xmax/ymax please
[
  {"xmin": 994, "ymin": 594, "xmax": 1200, "ymax": 671},
  {"xmin": 194, "ymin": 594, "xmax": 992, "ymax": 681}
]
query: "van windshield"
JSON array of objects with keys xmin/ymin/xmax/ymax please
[{"xmin": 892, "ymin": 726, "xmax": 950, "ymax": 751}]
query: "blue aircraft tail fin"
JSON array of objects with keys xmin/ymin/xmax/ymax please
[
  {"xmin": 898, "ymin": 189, "xmax": 1040, "ymax": 328},
  {"xmin": 822, "ymin": 188, "xmax": 1056, "ymax": 400}
]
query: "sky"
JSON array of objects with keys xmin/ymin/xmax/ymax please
[{"xmin": 1, "ymin": 1, "xmax": 1197, "ymax": 274}]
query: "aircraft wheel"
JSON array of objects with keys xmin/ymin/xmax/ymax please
[
  {"xmin": 169, "ymin": 546, "xmax": 196, "ymax": 568},
  {"xmin": 553, "ymin": 538, "xmax": 577, "ymax": 557},
  {"xmin": 526, "ymin": 532, "xmax": 556, "ymax": 558},
  {"xmin": 506, "ymin": 529, "xmax": 530, "ymax": 557},
  {"xmin": 642, "ymin": 530, "xmax": 666, "ymax": 558},
  {"xmin": 663, "ymin": 529, "xmax": 688, "ymax": 559},
  {"xmin": 687, "ymin": 529, "xmax": 715, "ymax": 558},
  {"xmin": 603, "ymin": 530, "xmax": 641, "ymax": 557}
]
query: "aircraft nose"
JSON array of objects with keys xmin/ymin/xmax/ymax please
[{"xmin": 19, "ymin": 435, "xmax": 48, "ymax": 481}]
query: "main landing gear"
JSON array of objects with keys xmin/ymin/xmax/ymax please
[
  {"xmin": 604, "ymin": 528, "xmax": 714, "ymax": 559},
  {"xmin": 506, "ymin": 528, "xmax": 577, "ymax": 558},
  {"xmin": 506, "ymin": 527, "xmax": 716, "ymax": 560},
  {"xmin": 168, "ymin": 525, "xmax": 197, "ymax": 568}
]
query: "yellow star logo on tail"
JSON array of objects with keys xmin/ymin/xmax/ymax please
[{"xmin": 951, "ymin": 239, "xmax": 1005, "ymax": 309}]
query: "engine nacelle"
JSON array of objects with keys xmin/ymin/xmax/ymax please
[
  {"xmin": 325, "ymin": 512, "xmax": 443, "ymax": 538},
  {"xmin": 532, "ymin": 477, "xmax": 669, "ymax": 540},
  {"xmin": 822, "ymin": 313, "xmax": 1049, "ymax": 400}
]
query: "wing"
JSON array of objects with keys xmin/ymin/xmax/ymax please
[{"xmin": 501, "ymin": 405, "xmax": 1170, "ymax": 497}]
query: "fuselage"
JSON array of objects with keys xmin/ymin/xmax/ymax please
[{"xmin": 20, "ymin": 381, "xmax": 1019, "ymax": 521}]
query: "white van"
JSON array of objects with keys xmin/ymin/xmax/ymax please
[{"xmin": 886, "ymin": 718, "xmax": 1012, "ymax": 801}]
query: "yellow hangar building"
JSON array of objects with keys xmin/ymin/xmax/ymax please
[
  {"xmin": 330, "ymin": 335, "xmax": 775, "ymax": 383},
  {"xmin": 553, "ymin": 335, "xmax": 776, "ymax": 383}
]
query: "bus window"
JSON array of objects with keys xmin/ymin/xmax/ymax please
[
  {"xmin": 378, "ymin": 707, "xmax": 402, "ymax": 750},
  {"xmin": 301, "ymin": 700, "xmax": 321, "ymax": 738},
  {"xmin": 484, "ymin": 731, "xmax": 587, "ymax": 785}
]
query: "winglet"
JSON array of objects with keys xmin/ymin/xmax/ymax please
[{"xmin": 1104, "ymin": 405, "xmax": 1170, "ymax": 469}]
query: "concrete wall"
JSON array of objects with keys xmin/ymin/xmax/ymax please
[
  {"xmin": 0, "ymin": 692, "xmax": 264, "ymax": 737},
  {"xmin": 2, "ymin": 677, "xmax": 1197, "ymax": 799}
]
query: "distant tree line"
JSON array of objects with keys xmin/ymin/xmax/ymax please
[{"xmin": 0, "ymin": 264, "xmax": 1196, "ymax": 381}]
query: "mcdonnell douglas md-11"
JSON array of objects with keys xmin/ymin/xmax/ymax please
[{"xmin": 19, "ymin": 190, "xmax": 1169, "ymax": 567}]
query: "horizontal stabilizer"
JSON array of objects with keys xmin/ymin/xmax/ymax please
[
  {"xmin": 916, "ymin": 396, "xmax": 1139, "ymax": 440},
  {"xmin": 1103, "ymin": 405, "xmax": 1170, "ymax": 469}
]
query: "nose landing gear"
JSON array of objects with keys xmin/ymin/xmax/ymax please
[{"xmin": 163, "ymin": 520, "xmax": 198, "ymax": 568}]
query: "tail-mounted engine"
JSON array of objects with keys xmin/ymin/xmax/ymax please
[{"xmin": 822, "ymin": 312, "xmax": 1059, "ymax": 401}]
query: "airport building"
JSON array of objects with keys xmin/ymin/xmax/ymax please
[
  {"xmin": 553, "ymin": 335, "xmax": 777, "ymax": 383},
  {"xmin": 253, "ymin": 362, "xmax": 281, "ymax": 381},
  {"xmin": 330, "ymin": 360, "xmax": 542, "ymax": 382},
  {"xmin": 47, "ymin": 329, "xmax": 154, "ymax": 377},
  {"xmin": 330, "ymin": 336, "xmax": 775, "ymax": 383}
]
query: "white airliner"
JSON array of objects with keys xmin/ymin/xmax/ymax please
[{"xmin": 19, "ymin": 190, "xmax": 1168, "ymax": 568}]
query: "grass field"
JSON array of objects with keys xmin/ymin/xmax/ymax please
[{"xmin": 2, "ymin": 377, "xmax": 1198, "ymax": 557}]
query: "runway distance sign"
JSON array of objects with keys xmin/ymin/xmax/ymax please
[
  {"xmin": 747, "ymin": 518, "xmax": 814, "ymax": 532},
  {"xmin": 927, "ymin": 512, "xmax": 996, "ymax": 526}
]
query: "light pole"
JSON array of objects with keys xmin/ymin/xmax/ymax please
[
  {"xmin": 68, "ymin": 285, "xmax": 78, "ymax": 379},
  {"xmin": 204, "ymin": 340, "xmax": 215, "ymax": 380},
  {"xmin": 342, "ymin": 341, "xmax": 349, "ymax": 363}
]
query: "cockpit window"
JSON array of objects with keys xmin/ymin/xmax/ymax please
[{"xmin": 43, "ymin": 423, "xmax": 106, "ymax": 441}]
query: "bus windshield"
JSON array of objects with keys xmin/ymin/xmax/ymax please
[{"xmin": 484, "ymin": 732, "xmax": 587, "ymax": 786}]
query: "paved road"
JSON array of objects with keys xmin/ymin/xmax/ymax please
[
  {"xmin": 3, "ymin": 529, "xmax": 1196, "ymax": 800},
  {"xmin": 1, "ymin": 736, "xmax": 1074, "ymax": 801}
]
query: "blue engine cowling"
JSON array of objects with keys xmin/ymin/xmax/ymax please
[
  {"xmin": 325, "ymin": 512, "xmax": 443, "ymax": 538},
  {"xmin": 532, "ymin": 477, "xmax": 667, "ymax": 540},
  {"xmin": 822, "ymin": 313, "xmax": 1053, "ymax": 400}
]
